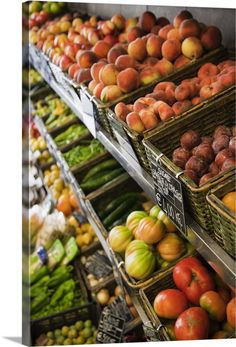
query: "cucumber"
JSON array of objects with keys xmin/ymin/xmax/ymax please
[
  {"xmin": 98, "ymin": 192, "xmax": 147, "ymax": 219},
  {"xmin": 102, "ymin": 197, "xmax": 137, "ymax": 229},
  {"xmin": 82, "ymin": 159, "xmax": 120, "ymax": 183},
  {"xmin": 109, "ymin": 202, "xmax": 142, "ymax": 229},
  {"xmin": 80, "ymin": 168, "xmax": 124, "ymax": 193}
]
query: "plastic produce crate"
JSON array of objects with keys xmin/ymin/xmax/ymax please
[
  {"xmin": 143, "ymin": 87, "xmax": 235, "ymax": 233},
  {"xmin": 207, "ymin": 176, "xmax": 236, "ymax": 259}
]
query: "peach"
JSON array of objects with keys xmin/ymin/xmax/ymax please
[
  {"xmin": 126, "ymin": 112, "xmax": 145, "ymax": 133},
  {"xmin": 181, "ymin": 80, "xmax": 198, "ymax": 98},
  {"xmin": 76, "ymin": 50, "xmax": 98, "ymax": 68},
  {"xmin": 218, "ymin": 71, "xmax": 236, "ymax": 89},
  {"xmin": 199, "ymin": 75, "xmax": 217, "ymax": 87},
  {"xmin": 159, "ymin": 24, "xmax": 174, "ymax": 40},
  {"xmin": 139, "ymin": 109, "xmax": 159, "ymax": 129},
  {"xmin": 174, "ymin": 84, "xmax": 191, "ymax": 101},
  {"xmin": 218, "ymin": 60, "xmax": 235, "ymax": 71},
  {"xmin": 154, "ymin": 58, "xmax": 174, "ymax": 76},
  {"xmin": 185, "ymin": 156, "xmax": 208, "ymax": 176},
  {"xmin": 154, "ymin": 81, "xmax": 176, "ymax": 93},
  {"xmin": 87, "ymin": 30, "xmax": 100, "ymax": 45},
  {"xmin": 72, "ymin": 17, "xmax": 83, "ymax": 28},
  {"xmin": 138, "ymin": 11, "xmax": 156, "ymax": 33},
  {"xmin": 125, "ymin": 17, "xmax": 138, "ymax": 32},
  {"xmin": 229, "ymin": 137, "xmax": 236, "ymax": 155},
  {"xmin": 181, "ymin": 130, "xmax": 201, "ymax": 150},
  {"xmin": 133, "ymin": 98, "xmax": 149, "ymax": 113},
  {"xmin": 200, "ymin": 81, "xmax": 223, "ymax": 100},
  {"xmin": 118, "ymin": 32, "xmax": 127, "ymax": 43},
  {"xmin": 52, "ymin": 53, "xmax": 62, "ymax": 66},
  {"xmin": 146, "ymin": 35, "xmax": 164, "ymax": 58},
  {"xmin": 100, "ymin": 85, "xmax": 122, "ymax": 103},
  {"xmin": 198, "ymin": 63, "xmax": 219, "ymax": 80},
  {"xmin": 181, "ymin": 37, "xmax": 203, "ymax": 59},
  {"xmin": 149, "ymin": 90, "xmax": 168, "ymax": 103},
  {"xmin": 167, "ymin": 28, "xmax": 182, "ymax": 41},
  {"xmin": 107, "ymin": 46, "xmax": 127, "ymax": 64},
  {"xmin": 114, "ymin": 102, "xmax": 130, "ymax": 121},
  {"xmin": 201, "ymin": 136, "xmax": 213, "ymax": 145},
  {"xmin": 143, "ymin": 57, "xmax": 159, "ymax": 66},
  {"xmin": 139, "ymin": 67, "xmax": 161, "ymax": 85},
  {"xmin": 93, "ymin": 82, "xmax": 105, "ymax": 99},
  {"xmin": 221, "ymin": 158, "xmax": 236, "ymax": 172},
  {"xmin": 101, "ymin": 20, "xmax": 115, "ymax": 36},
  {"xmin": 172, "ymin": 147, "xmax": 191, "ymax": 169},
  {"xmin": 103, "ymin": 34, "xmax": 119, "ymax": 46},
  {"xmin": 115, "ymin": 54, "xmax": 136, "ymax": 70},
  {"xmin": 92, "ymin": 40, "xmax": 111, "ymax": 59},
  {"xmin": 179, "ymin": 19, "xmax": 201, "ymax": 40},
  {"xmin": 165, "ymin": 85, "xmax": 176, "ymax": 105},
  {"xmin": 68, "ymin": 63, "xmax": 80, "ymax": 79},
  {"xmin": 151, "ymin": 25, "xmax": 161, "ymax": 35},
  {"xmin": 199, "ymin": 173, "xmax": 214, "ymax": 186},
  {"xmin": 174, "ymin": 55, "xmax": 191, "ymax": 69},
  {"xmin": 64, "ymin": 43, "xmax": 79, "ymax": 62},
  {"xmin": 128, "ymin": 38, "xmax": 147, "ymax": 62},
  {"xmin": 173, "ymin": 10, "xmax": 193, "ymax": 28},
  {"xmin": 201, "ymin": 26, "xmax": 222, "ymax": 51},
  {"xmin": 172, "ymin": 100, "xmax": 192, "ymax": 116},
  {"xmin": 213, "ymin": 125, "xmax": 232, "ymax": 139},
  {"xmin": 158, "ymin": 102, "xmax": 175, "ymax": 121},
  {"xmin": 111, "ymin": 14, "xmax": 126, "ymax": 31},
  {"xmin": 73, "ymin": 34, "xmax": 88, "ymax": 45},
  {"xmin": 59, "ymin": 55, "xmax": 73, "ymax": 72},
  {"xmin": 75, "ymin": 68, "xmax": 92, "ymax": 84},
  {"xmin": 153, "ymin": 101, "xmax": 165, "ymax": 114},
  {"xmin": 99, "ymin": 64, "xmax": 119, "ymax": 85},
  {"xmin": 161, "ymin": 39, "xmax": 181, "ymax": 62},
  {"xmin": 117, "ymin": 68, "xmax": 140, "ymax": 92},
  {"xmin": 191, "ymin": 96, "xmax": 202, "ymax": 105},
  {"xmin": 91, "ymin": 61, "xmax": 107, "ymax": 83},
  {"xmin": 156, "ymin": 17, "xmax": 170, "ymax": 27},
  {"xmin": 88, "ymin": 79, "xmax": 98, "ymax": 93},
  {"xmin": 127, "ymin": 26, "xmax": 145, "ymax": 43}
]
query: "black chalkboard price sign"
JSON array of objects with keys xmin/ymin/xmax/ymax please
[
  {"xmin": 152, "ymin": 159, "xmax": 187, "ymax": 235},
  {"xmin": 96, "ymin": 309, "xmax": 125, "ymax": 344}
]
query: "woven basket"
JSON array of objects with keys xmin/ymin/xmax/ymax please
[
  {"xmin": 143, "ymin": 87, "xmax": 235, "ymax": 232},
  {"xmin": 106, "ymin": 48, "xmax": 235, "ymax": 172},
  {"xmin": 207, "ymin": 176, "xmax": 236, "ymax": 259}
]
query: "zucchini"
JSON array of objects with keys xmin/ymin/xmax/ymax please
[
  {"xmin": 80, "ymin": 168, "xmax": 124, "ymax": 193},
  {"xmin": 109, "ymin": 202, "xmax": 142, "ymax": 229},
  {"xmin": 98, "ymin": 192, "xmax": 146, "ymax": 219},
  {"xmin": 103, "ymin": 197, "xmax": 137, "ymax": 229},
  {"xmin": 82, "ymin": 159, "xmax": 120, "ymax": 183}
]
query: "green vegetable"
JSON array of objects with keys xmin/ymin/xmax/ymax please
[
  {"xmin": 80, "ymin": 168, "xmax": 124, "ymax": 193},
  {"xmin": 31, "ymin": 275, "xmax": 50, "ymax": 292},
  {"xmin": 98, "ymin": 192, "xmax": 146, "ymax": 219},
  {"xmin": 50, "ymin": 279, "xmax": 75, "ymax": 306},
  {"xmin": 30, "ymin": 265, "xmax": 49, "ymax": 285},
  {"xmin": 82, "ymin": 159, "xmax": 120, "ymax": 183},
  {"xmin": 46, "ymin": 114, "xmax": 76, "ymax": 130},
  {"xmin": 31, "ymin": 292, "xmax": 50, "ymax": 314},
  {"xmin": 103, "ymin": 197, "xmax": 138, "ymax": 228},
  {"xmin": 63, "ymin": 139, "xmax": 106, "ymax": 168},
  {"xmin": 48, "ymin": 266, "xmax": 73, "ymax": 288},
  {"xmin": 54, "ymin": 124, "xmax": 89, "ymax": 146}
]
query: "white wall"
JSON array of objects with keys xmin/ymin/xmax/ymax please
[{"xmin": 68, "ymin": 2, "xmax": 235, "ymax": 47}]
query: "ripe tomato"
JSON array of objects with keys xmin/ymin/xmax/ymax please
[
  {"xmin": 217, "ymin": 287, "xmax": 231, "ymax": 304},
  {"xmin": 153, "ymin": 288, "xmax": 188, "ymax": 319},
  {"xmin": 226, "ymin": 297, "xmax": 236, "ymax": 328},
  {"xmin": 200, "ymin": 290, "xmax": 226, "ymax": 322},
  {"xmin": 174, "ymin": 307, "xmax": 209, "ymax": 340},
  {"xmin": 173, "ymin": 256, "xmax": 215, "ymax": 305}
]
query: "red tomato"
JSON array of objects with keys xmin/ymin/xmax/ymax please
[
  {"xmin": 200, "ymin": 290, "xmax": 226, "ymax": 322},
  {"xmin": 153, "ymin": 288, "xmax": 188, "ymax": 319},
  {"xmin": 173, "ymin": 256, "xmax": 215, "ymax": 305},
  {"xmin": 217, "ymin": 287, "xmax": 231, "ymax": 304},
  {"xmin": 174, "ymin": 307, "xmax": 209, "ymax": 340},
  {"xmin": 226, "ymin": 297, "xmax": 236, "ymax": 328}
]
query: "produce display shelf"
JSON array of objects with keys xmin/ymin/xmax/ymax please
[{"xmin": 29, "ymin": 46, "xmax": 236, "ymax": 290}]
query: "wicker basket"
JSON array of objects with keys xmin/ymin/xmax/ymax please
[
  {"xmin": 106, "ymin": 48, "xmax": 235, "ymax": 172},
  {"xmin": 107, "ymin": 238, "xmax": 195, "ymax": 289},
  {"xmin": 31, "ymin": 302, "xmax": 100, "ymax": 345},
  {"xmin": 207, "ymin": 176, "xmax": 236, "ymax": 259},
  {"xmin": 143, "ymin": 87, "xmax": 236, "ymax": 232}
]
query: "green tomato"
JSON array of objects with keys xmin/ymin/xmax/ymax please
[
  {"xmin": 29, "ymin": 1, "xmax": 42, "ymax": 14},
  {"xmin": 49, "ymin": 2, "xmax": 61, "ymax": 14}
]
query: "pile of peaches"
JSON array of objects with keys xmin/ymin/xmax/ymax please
[
  {"xmin": 114, "ymin": 59, "xmax": 236, "ymax": 132},
  {"xmin": 30, "ymin": 9, "xmax": 224, "ymax": 103},
  {"xmin": 172, "ymin": 125, "xmax": 236, "ymax": 186}
]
